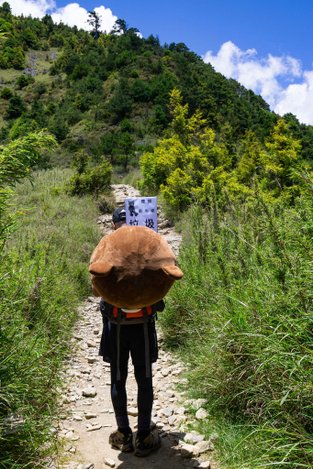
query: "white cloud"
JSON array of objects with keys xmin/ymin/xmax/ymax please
[
  {"xmin": 275, "ymin": 71, "xmax": 313, "ymax": 124},
  {"xmin": 51, "ymin": 3, "xmax": 89, "ymax": 29},
  {"xmin": 203, "ymin": 41, "xmax": 313, "ymax": 125},
  {"xmin": 93, "ymin": 6, "xmax": 117, "ymax": 33},
  {"xmin": 5, "ymin": 0, "xmax": 55, "ymax": 17},
  {"xmin": 51, "ymin": 3, "xmax": 117, "ymax": 33},
  {"xmin": 1, "ymin": 0, "xmax": 117, "ymax": 33}
]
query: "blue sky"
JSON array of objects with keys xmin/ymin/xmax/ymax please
[
  {"xmin": 87, "ymin": 0, "xmax": 313, "ymax": 70},
  {"xmin": 5, "ymin": 0, "xmax": 313, "ymax": 125}
]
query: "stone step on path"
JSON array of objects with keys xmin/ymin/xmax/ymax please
[{"xmin": 50, "ymin": 185, "xmax": 216, "ymax": 469}]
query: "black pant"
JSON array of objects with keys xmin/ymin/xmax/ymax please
[{"xmin": 107, "ymin": 321, "xmax": 158, "ymax": 432}]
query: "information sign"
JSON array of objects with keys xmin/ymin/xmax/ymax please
[{"xmin": 125, "ymin": 197, "xmax": 158, "ymax": 232}]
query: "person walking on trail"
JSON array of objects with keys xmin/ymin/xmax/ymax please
[{"xmin": 99, "ymin": 207, "xmax": 164, "ymax": 457}]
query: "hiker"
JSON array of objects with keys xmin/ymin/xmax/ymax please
[{"xmin": 98, "ymin": 207, "xmax": 164, "ymax": 457}]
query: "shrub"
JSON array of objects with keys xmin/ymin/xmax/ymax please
[
  {"xmin": 33, "ymin": 82, "xmax": 47, "ymax": 96},
  {"xmin": 0, "ymin": 87, "xmax": 13, "ymax": 99},
  {"xmin": 161, "ymin": 188, "xmax": 313, "ymax": 468},
  {"xmin": 0, "ymin": 168, "xmax": 100, "ymax": 467},
  {"xmin": 4, "ymin": 95, "xmax": 26, "ymax": 119},
  {"xmin": 48, "ymin": 115, "xmax": 69, "ymax": 142},
  {"xmin": 66, "ymin": 159, "xmax": 112, "ymax": 196},
  {"xmin": 16, "ymin": 74, "xmax": 34, "ymax": 89},
  {"xmin": 97, "ymin": 192, "xmax": 115, "ymax": 214},
  {"xmin": 8, "ymin": 117, "xmax": 40, "ymax": 140}
]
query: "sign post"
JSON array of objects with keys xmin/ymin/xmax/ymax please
[{"xmin": 125, "ymin": 197, "xmax": 158, "ymax": 232}]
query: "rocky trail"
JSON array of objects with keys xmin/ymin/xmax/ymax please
[{"xmin": 51, "ymin": 185, "xmax": 216, "ymax": 469}]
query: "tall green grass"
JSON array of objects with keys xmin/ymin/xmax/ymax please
[
  {"xmin": 0, "ymin": 168, "xmax": 100, "ymax": 468},
  {"xmin": 161, "ymin": 189, "xmax": 313, "ymax": 468}
]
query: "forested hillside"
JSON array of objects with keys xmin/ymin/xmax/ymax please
[
  {"xmin": 1, "ymin": 3, "xmax": 313, "ymax": 468},
  {"xmin": 1, "ymin": 1, "xmax": 313, "ymax": 170}
]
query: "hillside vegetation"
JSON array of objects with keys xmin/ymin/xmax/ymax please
[
  {"xmin": 1, "ymin": 1, "xmax": 313, "ymax": 169},
  {"xmin": 0, "ymin": 133, "xmax": 100, "ymax": 467},
  {"xmin": 0, "ymin": 3, "xmax": 313, "ymax": 468}
]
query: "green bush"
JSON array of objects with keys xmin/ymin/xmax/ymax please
[
  {"xmin": 15, "ymin": 74, "xmax": 35, "ymax": 89},
  {"xmin": 4, "ymin": 95, "xmax": 26, "ymax": 119},
  {"xmin": 48, "ymin": 115, "xmax": 69, "ymax": 142},
  {"xmin": 0, "ymin": 131, "xmax": 56, "ymax": 240},
  {"xmin": 0, "ymin": 168, "xmax": 100, "ymax": 467},
  {"xmin": 8, "ymin": 117, "xmax": 40, "ymax": 140},
  {"xmin": 161, "ymin": 188, "xmax": 313, "ymax": 468},
  {"xmin": 97, "ymin": 192, "xmax": 115, "ymax": 214},
  {"xmin": 33, "ymin": 82, "xmax": 47, "ymax": 96},
  {"xmin": 66, "ymin": 159, "xmax": 112, "ymax": 196},
  {"xmin": 0, "ymin": 87, "xmax": 13, "ymax": 99}
]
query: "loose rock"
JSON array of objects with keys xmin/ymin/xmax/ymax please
[
  {"xmin": 82, "ymin": 387, "xmax": 97, "ymax": 398},
  {"xmin": 86, "ymin": 424, "xmax": 102, "ymax": 432},
  {"xmin": 198, "ymin": 462, "xmax": 211, "ymax": 469},
  {"xmin": 195, "ymin": 440, "xmax": 215, "ymax": 454},
  {"xmin": 180, "ymin": 444, "xmax": 200, "ymax": 458},
  {"xmin": 195, "ymin": 408, "xmax": 208, "ymax": 420},
  {"xmin": 104, "ymin": 458, "xmax": 115, "ymax": 468},
  {"xmin": 184, "ymin": 432, "xmax": 205, "ymax": 444},
  {"xmin": 127, "ymin": 407, "xmax": 138, "ymax": 416}
]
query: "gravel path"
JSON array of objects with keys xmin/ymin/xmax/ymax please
[{"xmin": 51, "ymin": 185, "xmax": 216, "ymax": 469}]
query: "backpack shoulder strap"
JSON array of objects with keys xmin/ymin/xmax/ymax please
[{"xmin": 143, "ymin": 307, "xmax": 151, "ymax": 379}]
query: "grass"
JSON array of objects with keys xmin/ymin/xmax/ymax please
[
  {"xmin": 0, "ymin": 167, "xmax": 101, "ymax": 467},
  {"xmin": 0, "ymin": 68, "xmax": 21, "ymax": 84},
  {"xmin": 113, "ymin": 167, "xmax": 142, "ymax": 186},
  {"xmin": 0, "ymin": 48, "xmax": 59, "ymax": 93},
  {"xmin": 0, "ymin": 47, "xmax": 62, "ymax": 139},
  {"xmin": 25, "ymin": 49, "xmax": 60, "ymax": 74},
  {"xmin": 160, "ymin": 192, "xmax": 313, "ymax": 468},
  {"xmin": 0, "ymin": 48, "xmax": 59, "ymax": 86}
]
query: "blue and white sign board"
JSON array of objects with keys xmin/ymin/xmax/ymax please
[{"xmin": 125, "ymin": 197, "xmax": 158, "ymax": 232}]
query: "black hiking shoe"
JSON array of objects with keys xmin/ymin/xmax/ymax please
[
  {"xmin": 134, "ymin": 431, "xmax": 161, "ymax": 457},
  {"xmin": 109, "ymin": 429, "xmax": 134, "ymax": 452}
]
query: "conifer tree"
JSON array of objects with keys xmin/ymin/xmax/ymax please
[{"xmin": 87, "ymin": 10, "xmax": 101, "ymax": 39}]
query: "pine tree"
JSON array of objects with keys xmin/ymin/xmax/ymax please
[{"xmin": 87, "ymin": 10, "xmax": 101, "ymax": 39}]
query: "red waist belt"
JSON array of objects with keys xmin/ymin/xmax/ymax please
[{"xmin": 112, "ymin": 305, "xmax": 153, "ymax": 319}]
